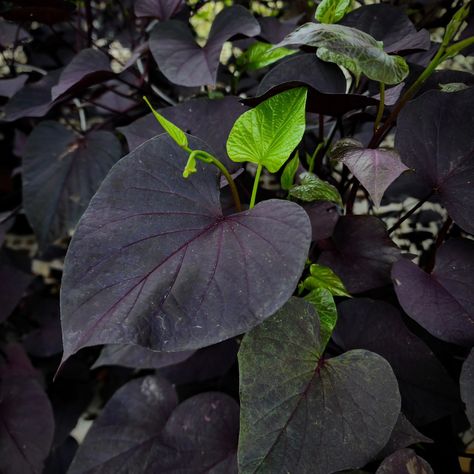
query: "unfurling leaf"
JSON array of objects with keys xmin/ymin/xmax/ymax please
[
  {"xmin": 289, "ymin": 172, "xmax": 343, "ymax": 205},
  {"xmin": 303, "ymin": 263, "xmax": 351, "ymax": 296},
  {"xmin": 316, "ymin": 0, "xmax": 352, "ymax": 24},
  {"xmin": 226, "ymin": 87, "xmax": 307, "ymax": 173},
  {"xmin": 276, "ymin": 23, "xmax": 409, "ymax": 84},
  {"xmin": 237, "ymin": 41, "xmax": 296, "ymax": 70},
  {"xmin": 280, "ymin": 152, "xmax": 300, "ymax": 190}
]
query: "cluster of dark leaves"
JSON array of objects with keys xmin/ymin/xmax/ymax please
[{"xmin": 0, "ymin": 0, "xmax": 473, "ymax": 473}]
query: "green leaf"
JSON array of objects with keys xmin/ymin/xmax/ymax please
[
  {"xmin": 316, "ymin": 0, "xmax": 352, "ymax": 24},
  {"xmin": 276, "ymin": 23, "xmax": 409, "ymax": 84},
  {"xmin": 439, "ymin": 82, "xmax": 469, "ymax": 93},
  {"xmin": 238, "ymin": 297, "xmax": 401, "ymax": 474},
  {"xmin": 237, "ymin": 41, "xmax": 297, "ymax": 71},
  {"xmin": 304, "ymin": 287, "xmax": 337, "ymax": 350},
  {"xmin": 143, "ymin": 96, "xmax": 188, "ymax": 149},
  {"xmin": 303, "ymin": 263, "xmax": 351, "ymax": 297},
  {"xmin": 289, "ymin": 172, "xmax": 342, "ymax": 205},
  {"xmin": 182, "ymin": 155, "xmax": 197, "ymax": 178},
  {"xmin": 226, "ymin": 87, "xmax": 307, "ymax": 173},
  {"xmin": 443, "ymin": 2, "xmax": 470, "ymax": 47},
  {"xmin": 280, "ymin": 152, "xmax": 300, "ymax": 190}
]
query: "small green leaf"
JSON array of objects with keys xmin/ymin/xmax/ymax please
[
  {"xmin": 316, "ymin": 0, "xmax": 352, "ymax": 24},
  {"xmin": 304, "ymin": 287, "xmax": 337, "ymax": 350},
  {"xmin": 276, "ymin": 23, "xmax": 409, "ymax": 84},
  {"xmin": 182, "ymin": 155, "xmax": 197, "ymax": 178},
  {"xmin": 289, "ymin": 172, "xmax": 342, "ymax": 205},
  {"xmin": 303, "ymin": 263, "xmax": 351, "ymax": 297},
  {"xmin": 237, "ymin": 41, "xmax": 297, "ymax": 71},
  {"xmin": 443, "ymin": 2, "xmax": 470, "ymax": 47},
  {"xmin": 143, "ymin": 96, "xmax": 188, "ymax": 149},
  {"xmin": 226, "ymin": 87, "xmax": 307, "ymax": 173},
  {"xmin": 281, "ymin": 152, "xmax": 300, "ymax": 191},
  {"xmin": 439, "ymin": 82, "xmax": 469, "ymax": 93}
]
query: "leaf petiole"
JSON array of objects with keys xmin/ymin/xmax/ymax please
[{"xmin": 250, "ymin": 164, "xmax": 263, "ymax": 209}]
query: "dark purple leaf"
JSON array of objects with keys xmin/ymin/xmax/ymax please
[
  {"xmin": 68, "ymin": 375, "xmax": 239, "ymax": 473},
  {"xmin": 0, "ymin": 19, "xmax": 31, "ymax": 47},
  {"xmin": 318, "ymin": 216, "xmax": 402, "ymax": 293},
  {"xmin": 341, "ymin": 4, "xmax": 430, "ymax": 54},
  {"xmin": 395, "ymin": 88, "xmax": 474, "ymax": 234},
  {"xmin": 303, "ymin": 200, "xmax": 340, "ymax": 242},
  {"xmin": 60, "ymin": 134, "xmax": 311, "ymax": 364},
  {"xmin": 160, "ymin": 339, "xmax": 238, "ymax": 384},
  {"xmin": 44, "ymin": 437, "xmax": 78, "ymax": 474},
  {"xmin": 92, "ymin": 344, "xmax": 194, "ymax": 370},
  {"xmin": 333, "ymin": 299, "xmax": 459, "ymax": 425},
  {"xmin": 0, "ymin": 344, "xmax": 55, "ymax": 474},
  {"xmin": 332, "ymin": 140, "xmax": 409, "ymax": 207},
  {"xmin": 3, "ymin": 69, "xmax": 61, "ymax": 122},
  {"xmin": 23, "ymin": 121, "xmax": 122, "ymax": 248},
  {"xmin": 378, "ymin": 414, "xmax": 432, "ymax": 460},
  {"xmin": 0, "ymin": 74, "xmax": 28, "ymax": 98},
  {"xmin": 1, "ymin": 0, "xmax": 75, "ymax": 24},
  {"xmin": 51, "ymin": 48, "xmax": 114, "ymax": 100},
  {"xmin": 239, "ymin": 298, "xmax": 401, "ymax": 473},
  {"xmin": 243, "ymin": 53, "xmax": 379, "ymax": 115},
  {"xmin": 0, "ymin": 252, "xmax": 32, "ymax": 323},
  {"xmin": 134, "ymin": 0, "xmax": 184, "ymax": 20},
  {"xmin": 258, "ymin": 15, "xmax": 301, "ymax": 44},
  {"xmin": 118, "ymin": 96, "xmax": 248, "ymax": 168},
  {"xmin": 149, "ymin": 6, "xmax": 260, "ymax": 86},
  {"xmin": 373, "ymin": 82, "xmax": 404, "ymax": 106},
  {"xmin": 375, "ymin": 449, "xmax": 433, "ymax": 474},
  {"xmin": 460, "ymin": 349, "xmax": 474, "ymax": 427},
  {"xmin": 392, "ymin": 239, "xmax": 474, "ymax": 346}
]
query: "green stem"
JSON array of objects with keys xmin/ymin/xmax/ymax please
[
  {"xmin": 374, "ymin": 82, "xmax": 385, "ymax": 132},
  {"xmin": 250, "ymin": 164, "xmax": 263, "ymax": 209},
  {"xmin": 308, "ymin": 142, "xmax": 324, "ymax": 174}
]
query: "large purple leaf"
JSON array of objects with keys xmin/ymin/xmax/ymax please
[
  {"xmin": 118, "ymin": 96, "xmax": 248, "ymax": 168},
  {"xmin": 0, "ymin": 344, "xmax": 55, "ymax": 474},
  {"xmin": 333, "ymin": 298, "xmax": 459, "ymax": 425},
  {"xmin": 239, "ymin": 298, "xmax": 401, "ymax": 473},
  {"xmin": 341, "ymin": 4, "xmax": 430, "ymax": 54},
  {"xmin": 149, "ymin": 5, "xmax": 260, "ymax": 87},
  {"xmin": 60, "ymin": 134, "xmax": 311, "ymax": 363},
  {"xmin": 0, "ymin": 74, "xmax": 28, "ymax": 98},
  {"xmin": 68, "ymin": 375, "xmax": 239, "ymax": 473},
  {"xmin": 460, "ymin": 349, "xmax": 474, "ymax": 427},
  {"xmin": 395, "ymin": 88, "xmax": 474, "ymax": 234},
  {"xmin": 134, "ymin": 0, "xmax": 184, "ymax": 19},
  {"xmin": 318, "ymin": 216, "xmax": 402, "ymax": 293},
  {"xmin": 51, "ymin": 48, "xmax": 114, "ymax": 100},
  {"xmin": 23, "ymin": 121, "xmax": 122, "ymax": 249},
  {"xmin": 392, "ymin": 239, "xmax": 474, "ymax": 346},
  {"xmin": 375, "ymin": 449, "xmax": 433, "ymax": 474},
  {"xmin": 92, "ymin": 344, "xmax": 194, "ymax": 370},
  {"xmin": 243, "ymin": 53, "xmax": 379, "ymax": 115}
]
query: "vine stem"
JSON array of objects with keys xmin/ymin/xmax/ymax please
[
  {"xmin": 250, "ymin": 164, "xmax": 263, "ymax": 209},
  {"xmin": 373, "ymin": 82, "xmax": 385, "ymax": 132}
]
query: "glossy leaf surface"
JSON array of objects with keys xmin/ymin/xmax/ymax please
[
  {"xmin": 227, "ymin": 87, "xmax": 307, "ymax": 172},
  {"xmin": 395, "ymin": 88, "xmax": 474, "ymax": 234},
  {"xmin": 60, "ymin": 134, "xmax": 311, "ymax": 362},
  {"xmin": 289, "ymin": 172, "xmax": 342, "ymax": 205},
  {"xmin": 393, "ymin": 239, "xmax": 474, "ymax": 346},
  {"xmin": 239, "ymin": 298, "xmax": 401, "ymax": 473},
  {"xmin": 23, "ymin": 121, "xmax": 122, "ymax": 248}
]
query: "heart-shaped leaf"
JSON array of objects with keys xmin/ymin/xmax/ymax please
[
  {"xmin": 23, "ymin": 121, "xmax": 122, "ymax": 249},
  {"xmin": 60, "ymin": 134, "xmax": 311, "ymax": 363},
  {"xmin": 333, "ymin": 298, "xmax": 460, "ymax": 425},
  {"xmin": 375, "ymin": 449, "xmax": 433, "ymax": 474},
  {"xmin": 68, "ymin": 375, "xmax": 239, "ymax": 473},
  {"xmin": 134, "ymin": 0, "xmax": 184, "ymax": 20},
  {"xmin": 331, "ymin": 139, "xmax": 409, "ymax": 207},
  {"xmin": 238, "ymin": 297, "xmax": 401, "ymax": 474},
  {"xmin": 0, "ymin": 344, "xmax": 55, "ymax": 474},
  {"xmin": 395, "ymin": 88, "xmax": 474, "ymax": 234},
  {"xmin": 276, "ymin": 23, "xmax": 409, "ymax": 84},
  {"xmin": 460, "ymin": 349, "xmax": 474, "ymax": 427},
  {"xmin": 318, "ymin": 216, "xmax": 402, "ymax": 294},
  {"xmin": 289, "ymin": 172, "xmax": 342, "ymax": 205},
  {"xmin": 51, "ymin": 48, "xmax": 114, "ymax": 100},
  {"xmin": 227, "ymin": 87, "xmax": 307, "ymax": 172},
  {"xmin": 149, "ymin": 5, "xmax": 260, "ymax": 87},
  {"xmin": 392, "ymin": 239, "xmax": 474, "ymax": 346},
  {"xmin": 316, "ymin": 0, "xmax": 351, "ymax": 24}
]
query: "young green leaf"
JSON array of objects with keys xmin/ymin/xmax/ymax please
[
  {"xmin": 182, "ymin": 155, "xmax": 197, "ymax": 178},
  {"xmin": 289, "ymin": 172, "xmax": 342, "ymax": 205},
  {"xmin": 280, "ymin": 152, "xmax": 300, "ymax": 190},
  {"xmin": 304, "ymin": 287, "xmax": 337, "ymax": 350},
  {"xmin": 303, "ymin": 263, "xmax": 351, "ymax": 297},
  {"xmin": 143, "ymin": 96, "xmax": 188, "ymax": 149},
  {"xmin": 226, "ymin": 87, "xmax": 307, "ymax": 173},
  {"xmin": 316, "ymin": 0, "xmax": 351, "ymax": 24},
  {"xmin": 443, "ymin": 2, "xmax": 470, "ymax": 47},
  {"xmin": 275, "ymin": 23, "xmax": 409, "ymax": 84},
  {"xmin": 237, "ymin": 41, "xmax": 296, "ymax": 71}
]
